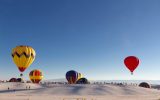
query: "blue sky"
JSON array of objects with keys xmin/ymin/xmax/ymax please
[{"xmin": 0, "ymin": 0, "xmax": 160, "ymax": 80}]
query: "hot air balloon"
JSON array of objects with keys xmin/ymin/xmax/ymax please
[
  {"xmin": 11, "ymin": 45, "xmax": 36, "ymax": 77},
  {"xmin": 66, "ymin": 70, "xmax": 79, "ymax": 84},
  {"xmin": 29, "ymin": 69, "xmax": 43, "ymax": 84},
  {"xmin": 78, "ymin": 73, "xmax": 83, "ymax": 80},
  {"xmin": 76, "ymin": 78, "xmax": 89, "ymax": 84},
  {"xmin": 17, "ymin": 78, "xmax": 24, "ymax": 83},
  {"xmin": 139, "ymin": 82, "xmax": 151, "ymax": 88},
  {"xmin": 124, "ymin": 56, "xmax": 139, "ymax": 75},
  {"xmin": 9, "ymin": 78, "xmax": 17, "ymax": 82}
]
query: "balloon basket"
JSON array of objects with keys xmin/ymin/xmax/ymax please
[{"xmin": 20, "ymin": 73, "xmax": 23, "ymax": 77}]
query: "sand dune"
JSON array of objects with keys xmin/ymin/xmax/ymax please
[{"xmin": 0, "ymin": 82, "xmax": 160, "ymax": 100}]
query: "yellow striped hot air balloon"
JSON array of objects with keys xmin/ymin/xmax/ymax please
[
  {"xmin": 29, "ymin": 69, "xmax": 43, "ymax": 84},
  {"xmin": 11, "ymin": 45, "xmax": 36, "ymax": 76},
  {"xmin": 78, "ymin": 73, "xmax": 83, "ymax": 80}
]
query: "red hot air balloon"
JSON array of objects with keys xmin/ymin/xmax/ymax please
[{"xmin": 124, "ymin": 56, "xmax": 139, "ymax": 75}]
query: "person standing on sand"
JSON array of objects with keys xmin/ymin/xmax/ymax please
[
  {"xmin": 29, "ymin": 86, "xmax": 30, "ymax": 90},
  {"xmin": 8, "ymin": 87, "xmax": 9, "ymax": 90}
]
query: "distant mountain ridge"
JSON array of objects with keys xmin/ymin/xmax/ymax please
[
  {"xmin": 42, "ymin": 78, "xmax": 67, "ymax": 82},
  {"xmin": 42, "ymin": 78, "xmax": 160, "ymax": 85}
]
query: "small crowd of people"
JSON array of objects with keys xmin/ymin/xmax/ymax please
[{"xmin": 7, "ymin": 85, "xmax": 31, "ymax": 92}]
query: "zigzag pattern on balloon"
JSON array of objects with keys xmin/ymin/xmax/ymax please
[{"xmin": 12, "ymin": 52, "xmax": 35, "ymax": 58}]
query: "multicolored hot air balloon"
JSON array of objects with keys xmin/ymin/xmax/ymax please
[
  {"xmin": 29, "ymin": 69, "xmax": 43, "ymax": 84},
  {"xmin": 66, "ymin": 70, "xmax": 79, "ymax": 84},
  {"xmin": 124, "ymin": 56, "xmax": 139, "ymax": 75},
  {"xmin": 11, "ymin": 45, "xmax": 36, "ymax": 76}
]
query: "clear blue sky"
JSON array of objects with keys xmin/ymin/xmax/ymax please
[{"xmin": 0, "ymin": 0, "xmax": 160, "ymax": 80}]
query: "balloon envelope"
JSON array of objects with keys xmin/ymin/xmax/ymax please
[
  {"xmin": 76, "ymin": 78, "xmax": 89, "ymax": 84},
  {"xmin": 66, "ymin": 70, "xmax": 78, "ymax": 84},
  {"xmin": 12, "ymin": 45, "xmax": 36, "ymax": 72},
  {"xmin": 17, "ymin": 78, "xmax": 24, "ymax": 83},
  {"xmin": 9, "ymin": 78, "xmax": 17, "ymax": 82},
  {"xmin": 124, "ymin": 56, "xmax": 139, "ymax": 74},
  {"xmin": 78, "ymin": 73, "xmax": 83, "ymax": 80},
  {"xmin": 29, "ymin": 69, "xmax": 43, "ymax": 83}
]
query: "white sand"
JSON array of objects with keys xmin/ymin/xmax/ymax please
[{"xmin": 0, "ymin": 82, "xmax": 160, "ymax": 100}]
